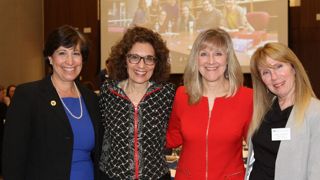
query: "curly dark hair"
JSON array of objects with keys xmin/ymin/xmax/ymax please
[{"xmin": 107, "ymin": 26, "xmax": 170, "ymax": 83}]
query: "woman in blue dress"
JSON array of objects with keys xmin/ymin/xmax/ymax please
[{"xmin": 2, "ymin": 25, "xmax": 100, "ymax": 180}]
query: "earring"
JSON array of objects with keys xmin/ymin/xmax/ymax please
[{"xmin": 224, "ymin": 65, "xmax": 229, "ymax": 79}]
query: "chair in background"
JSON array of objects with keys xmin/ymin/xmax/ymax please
[{"xmin": 246, "ymin": 11, "xmax": 270, "ymax": 31}]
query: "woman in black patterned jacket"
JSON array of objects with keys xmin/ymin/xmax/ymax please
[{"xmin": 99, "ymin": 26, "xmax": 175, "ymax": 180}]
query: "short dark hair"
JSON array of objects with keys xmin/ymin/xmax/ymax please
[
  {"xmin": 43, "ymin": 25, "xmax": 89, "ymax": 63},
  {"xmin": 107, "ymin": 26, "xmax": 170, "ymax": 83}
]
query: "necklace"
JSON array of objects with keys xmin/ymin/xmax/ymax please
[{"xmin": 51, "ymin": 77, "xmax": 83, "ymax": 119}]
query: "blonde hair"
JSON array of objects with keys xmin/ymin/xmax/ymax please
[
  {"xmin": 183, "ymin": 28, "xmax": 243, "ymax": 104},
  {"xmin": 248, "ymin": 42, "xmax": 316, "ymax": 138}
]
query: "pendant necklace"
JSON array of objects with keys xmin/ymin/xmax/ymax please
[{"xmin": 51, "ymin": 77, "xmax": 83, "ymax": 119}]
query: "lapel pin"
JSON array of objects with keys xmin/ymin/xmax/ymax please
[{"xmin": 50, "ymin": 100, "xmax": 57, "ymax": 106}]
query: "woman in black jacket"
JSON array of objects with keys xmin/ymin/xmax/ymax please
[
  {"xmin": 2, "ymin": 25, "xmax": 100, "ymax": 180},
  {"xmin": 99, "ymin": 26, "xmax": 175, "ymax": 180}
]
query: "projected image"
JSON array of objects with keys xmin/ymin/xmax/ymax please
[{"xmin": 101, "ymin": 0, "xmax": 288, "ymax": 73}]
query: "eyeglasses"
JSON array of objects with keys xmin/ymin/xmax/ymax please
[{"xmin": 126, "ymin": 54, "xmax": 157, "ymax": 65}]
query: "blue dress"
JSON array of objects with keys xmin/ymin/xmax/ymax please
[{"xmin": 62, "ymin": 97, "xmax": 95, "ymax": 180}]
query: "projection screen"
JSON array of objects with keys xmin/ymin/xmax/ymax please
[{"xmin": 100, "ymin": 0, "xmax": 288, "ymax": 74}]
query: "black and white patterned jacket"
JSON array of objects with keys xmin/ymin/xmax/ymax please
[{"xmin": 99, "ymin": 80, "xmax": 176, "ymax": 180}]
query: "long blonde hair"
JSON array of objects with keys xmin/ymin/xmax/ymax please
[
  {"xmin": 183, "ymin": 28, "xmax": 243, "ymax": 104},
  {"xmin": 248, "ymin": 42, "xmax": 316, "ymax": 138}
]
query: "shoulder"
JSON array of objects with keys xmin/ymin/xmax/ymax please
[
  {"xmin": 78, "ymin": 84, "xmax": 99, "ymax": 104},
  {"xmin": 18, "ymin": 79, "xmax": 44, "ymax": 89},
  {"xmin": 305, "ymin": 98, "xmax": 320, "ymax": 115},
  {"xmin": 213, "ymin": 8, "xmax": 223, "ymax": 15},
  {"xmin": 175, "ymin": 86, "xmax": 187, "ymax": 95},
  {"xmin": 309, "ymin": 97, "xmax": 320, "ymax": 109},
  {"xmin": 149, "ymin": 83, "xmax": 176, "ymax": 102},
  {"xmin": 173, "ymin": 86, "xmax": 189, "ymax": 102},
  {"xmin": 235, "ymin": 86, "xmax": 253, "ymax": 99},
  {"xmin": 100, "ymin": 80, "xmax": 118, "ymax": 93},
  {"xmin": 305, "ymin": 98, "xmax": 320, "ymax": 123},
  {"xmin": 14, "ymin": 79, "xmax": 45, "ymax": 96},
  {"xmin": 78, "ymin": 83, "xmax": 97, "ymax": 97},
  {"xmin": 227, "ymin": 87, "xmax": 253, "ymax": 109},
  {"xmin": 160, "ymin": 82, "xmax": 176, "ymax": 93},
  {"xmin": 8, "ymin": 79, "xmax": 47, "ymax": 110},
  {"xmin": 236, "ymin": 5, "xmax": 245, "ymax": 13}
]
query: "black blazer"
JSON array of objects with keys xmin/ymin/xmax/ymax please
[{"xmin": 2, "ymin": 76, "xmax": 101, "ymax": 180}]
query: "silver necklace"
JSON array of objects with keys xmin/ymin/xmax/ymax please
[{"xmin": 51, "ymin": 77, "xmax": 83, "ymax": 119}]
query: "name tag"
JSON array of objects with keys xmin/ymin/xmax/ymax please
[{"xmin": 271, "ymin": 128, "xmax": 291, "ymax": 141}]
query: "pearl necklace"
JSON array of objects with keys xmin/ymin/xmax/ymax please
[{"xmin": 51, "ymin": 77, "xmax": 83, "ymax": 119}]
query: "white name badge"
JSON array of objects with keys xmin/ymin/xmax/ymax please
[{"xmin": 271, "ymin": 128, "xmax": 291, "ymax": 141}]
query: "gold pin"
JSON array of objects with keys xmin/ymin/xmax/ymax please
[{"xmin": 50, "ymin": 100, "xmax": 56, "ymax": 106}]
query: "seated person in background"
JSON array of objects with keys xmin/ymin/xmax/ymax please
[
  {"xmin": 98, "ymin": 60, "xmax": 109, "ymax": 87},
  {"xmin": 178, "ymin": 5, "xmax": 195, "ymax": 32},
  {"xmin": 157, "ymin": 10, "xmax": 170, "ymax": 33},
  {"xmin": 196, "ymin": 0, "xmax": 224, "ymax": 31},
  {"xmin": 0, "ymin": 85, "xmax": 7, "ymax": 119},
  {"xmin": 132, "ymin": 0, "xmax": 150, "ymax": 27},
  {"xmin": 149, "ymin": 0, "xmax": 162, "ymax": 26},
  {"xmin": 6, "ymin": 85, "xmax": 16, "ymax": 99},
  {"xmin": 162, "ymin": 0, "xmax": 179, "ymax": 31},
  {"xmin": 222, "ymin": 0, "xmax": 254, "ymax": 32},
  {"xmin": 0, "ymin": 85, "xmax": 6, "ymax": 175},
  {"xmin": 5, "ymin": 84, "xmax": 16, "ymax": 106},
  {"xmin": 0, "ymin": 87, "xmax": 9, "ymax": 107}
]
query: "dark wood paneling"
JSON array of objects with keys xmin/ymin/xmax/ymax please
[
  {"xmin": 168, "ymin": 74, "xmax": 184, "ymax": 88},
  {"xmin": 289, "ymin": 0, "xmax": 320, "ymax": 97},
  {"xmin": 44, "ymin": 0, "xmax": 100, "ymax": 90}
]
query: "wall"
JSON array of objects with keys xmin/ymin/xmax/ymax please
[
  {"xmin": 0, "ymin": 0, "xmax": 44, "ymax": 87},
  {"xmin": 289, "ymin": 0, "xmax": 320, "ymax": 97},
  {"xmin": 44, "ymin": 0, "xmax": 100, "ymax": 90}
]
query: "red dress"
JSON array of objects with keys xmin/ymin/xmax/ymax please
[{"xmin": 166, "ymin": 86, "xmax": 253, "ymax": 180}]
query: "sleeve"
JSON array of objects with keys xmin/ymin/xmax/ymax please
[
  {"xmin": 244, "ymin": 140, "xmax": 255, "ymax": 180},
  {"xmin": 99, "ymin": 82, "xmax": 109, "ymax": 123},
  {"xmin": 89, "ymin": 92, "xmax": 103, "ymax": 180},
  {"xmin": 2, "ymin": 85, "xmax": 32, "ymax": 179},
  {"xmin": 242, "ymin": 88, "xmax": 253, "ymax": 142},
  {"xmin": 166, "ymin": 88, "xmax": 183, "ymax": 148},
  {"xmin": 308, "ymin": 104, "xmax": 320, "ymax": 180}
]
